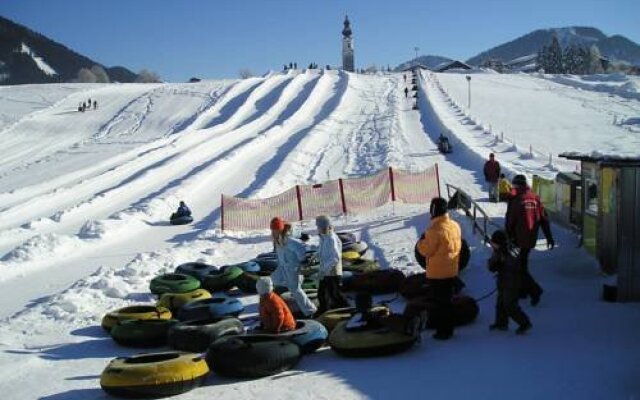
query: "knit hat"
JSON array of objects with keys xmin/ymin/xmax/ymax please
[
  {"xmin": 256, "ymin": 277, "xmax": 273, "ymax": 296},
  {"xmin": 270, "ymin": 217, "xmax": 286, "ymax": 232},
  {"xmin": 490, "ymin": 230, "xmax": 508, "ymax": 248},
  {"xmin": 430, "ymin": 197, "xmax": 448, "ymax": 218},
  {"xmin": 512, "ymin": 174, "xmax": 527, "ymax": 187},
  {"xmin": 315, "ymin": 215, "xmax": 331, "ymax": 230}
]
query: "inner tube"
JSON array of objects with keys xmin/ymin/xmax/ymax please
[
  {"xmin": 150, "ymin": 273, "xmax": 201, "ymax": 295},
  {"xmin": 400, "ymin": 274, "xmax": 466, "ymax": 299},
  {"xmin": 253, "ymin": 257, "xmax": 278, "ymax": 273},
  {"xmin": 342, "ymin": 251, "xmax": 361, "ymax": 262},
  {"xmin": 202, "ymin": 266, "xmax": 243, "ymax": 292},
  {"xmin": 223, "ymin": 261, "xmax": 261, "ymax": 273},
  {"xmin": 169, "ymin": 215, "xmax": 194, "ymax": 225},
  {"xmin": 301, "ymin": 277, "xmax": 318, "ymax": 291},
  {"xmin": 100, "ymin": 352, "xmax": 208, "ymax": 398},
  {"xmin": 315, "ymin": 305, "xmax": 388, "ymax": 333},
  {"xmin": 342, "ymin": 269, "xmax": 406, "ymax": 294},
  {"xmin": 253, "ymin": 319, "xmax": 328, "ymax": 354},
  {"xmin": 101, "ymin": 305, "xmax": 172, "ymax": 332},
  {"xmin": 235, "ymin": 271, "xmax": 272, "ymax": 294},
  {"xmin": 175, "ymin": 262, "xmax": 217, "ymax": 282},
  {"xmin": 206, "ymin": 335, "xmax": 301, "ymax": 378},
  {"xmin": 343, "ymin": 258, "xmax": 381, "ymax": 273},
  {"xmin": 168, "ymin": 317, "xmax": 244, "ymax": 352},
  {"xmin": 408, "ymin": 294, "xmax": 479, "ymax": 327},
  {"xmin": 328, "ymin": 320, "xmax": 416, "ymax": 357},
  {"xmin": 110, "ymin": 318, "xmax": 178, "ymax": 347},
  {"xmin": 336, "ymin": 232, "xmax": 357, "ymax": 244},
  {"xmin": 342, "ymin": 241, "xmax": 369, "ymax": 255},
  {"xmin": 177, "ymin": 295, "xmax": 245, "ymax": 321},
  {"xmin": 156, "ymin": 288, "xmax": 212, "ymax": 313}
]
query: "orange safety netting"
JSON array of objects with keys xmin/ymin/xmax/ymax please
[{"xmin": 222, "ymin": 165, "xmax": 440, "ymax": 231}]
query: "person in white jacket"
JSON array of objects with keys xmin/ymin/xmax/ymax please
[
  {"xmin": 315, "ymin": 215, "xmax": 350, "ymax": 316},
  {"xmin": 269, "ymin": 217, "xmax": 317, "ymax": 318}
]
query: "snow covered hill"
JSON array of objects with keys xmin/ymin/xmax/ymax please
[{"xmin": 0, "ymin": 70, "xmax": 638, "ymax": 399}]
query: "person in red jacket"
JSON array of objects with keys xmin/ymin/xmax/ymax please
[
  {"xmin": 483, "ymin": 153, "xmax": 501, "ymax": 202},
  {"xmin": 256, "ymin": 276, "xmax": 296, "ymax": 333},
  {"xmin": 505, "ymin": 174, "xmax": 555, "ymax": 306}
]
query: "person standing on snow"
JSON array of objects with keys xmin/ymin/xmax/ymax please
[
  {"xmin": 256, "ymin": 276, "xmax": 296, "ymax": 333},
  {"xmin": 269, "ymin": 217, "xmax": 317, "ymax": 318},
  {"xmin": 404, "ymin": 87, "xmax": 409, "ymax": 98},
  {"xmin": 498, "ymin": 173, "xmax": 512, "ymax": 202},
  {"xmin": 484, "ymin": 153, "xmax": 501, "ymax": 202},
  {"xmin": 505, "ymin": 174, "xmax": 555, "ymax": 306},
  {"xmin": 487, "ymin": 230, "xmax": 532, "ymax": 334},
  {"xmin": 416, "ymin": 197, "xmax": 462, "ymax": 340},
  {"xmin": 314, "ymin": 215, "xmax": 350, "ymax": 316}
]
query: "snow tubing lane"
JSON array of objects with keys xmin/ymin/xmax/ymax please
[
  {"xmin": 101, "ymin": 305, "xmax": 172, "ymax": 332},
  {"xmin": 149, "ymin": 273, "xmax": 201, "ymax": 295},
  {"xmin": 175, "ymin": 262, "xmax": 217, "ymax": 282},
  {"xmin": 252, "ymin": 319, "xmax": 328, "ymax": 354},
  {"xmin": 235, "ymin": 271, "xmax": 272, "ymax": 294},
  {"xmin": 206, "ymin": 335, "xmax": 301, "ymax": 378},
  {"xmin": 169, "ymin": 215, "xmax": 194, "ymax": 225},
  {"xmin": 110, "ymin": 319, "xmax": 178, "ymax": 348},
  {"xmin": 100, "ymin": 352, "xmax": 208, "ymax": 398},
  {"xmin": 316, "ymin": 306, "xmax": 389, "ymax": 333},
  {"xmin": 168, "ymin": 317, "xmax": 244, "ymax": 352},
  {"xmin": 156, "ymin": 288, "xmax": 212, "ymax": 313},
  {"xmin": 329, "ymin": 320, "xmax": 417, "ymax": 357},
  {"xmin": 202, "ymin": 266, "xmax": 243, "ymax": 292},
  {"xmin": 342, "ymin": 269, "xmax": 405, "ymax": 294},
  {"xmin": 177, "ymin": 295, "xmax": 244, "ymax": 321}
]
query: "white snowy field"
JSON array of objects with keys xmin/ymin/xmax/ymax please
[
  {"xmin": 0, "ymin": 69, "xmax": 638, "ymax": 400},
  {"xmin": 434, "ymin": 71, "xmax": 640, "ymax": 161}
]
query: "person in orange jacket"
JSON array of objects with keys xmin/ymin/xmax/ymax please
[
  {"xmin": 256, "ymin": 276, "xmax": 296, "ymax": 333},
  {"xmin": 416, "ymin": 197, "xmax": 462, "ymax": 340}
]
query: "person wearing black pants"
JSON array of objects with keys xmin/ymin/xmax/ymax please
[
  {"xmin": 314, "ymin": 215, "xmax": 349, "ymax": 316},
  {"xmin": 488, "ymin": 230, "xmax": 531, "ymax": 334},
  {"xmin": 428, "ymin": 278, "xmax": 455, "ymax": 339},
  {"xmin": 518, "ymin": 247, "xmax": 543, "ymax": 303}
]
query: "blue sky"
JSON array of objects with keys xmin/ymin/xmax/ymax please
[{"xmin": 2, "ymin": 0, "xmax": 638, "ymax": 81}]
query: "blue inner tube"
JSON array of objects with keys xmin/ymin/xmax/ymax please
[
  {"xmin": 253, "ymin": 257, "xmax": 278, "ymax": 273},
  {"xmin": 177, "ymin": 295, "xmax": 244, "ymax": 321},
  {"xmin": 223, "ymin": 261, "xmax": 261, "ymax": 274},
  {"xmin": 170, "ymin": 215, "xmax": 194, "ymax": 225},
  {"xmin": 253, "ymin": 320, "xmax": 327, "ymax": 354},
  {"xmin": 175, "ymin": 262, "xmax": 217, "ymax": 282}
]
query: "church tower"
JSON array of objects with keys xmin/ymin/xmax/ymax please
[{"xmin": 342, "ymin": 15, "xmax": 354, "ymax": 72}]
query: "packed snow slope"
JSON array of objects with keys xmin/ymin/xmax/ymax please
[{"xmin": 0, "ymin": 70, "xmax": 638, "ymax": 400}]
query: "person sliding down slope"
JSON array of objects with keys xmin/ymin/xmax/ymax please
[
  {"xmin": 171, "ymin": 201, "xmax": 191, "ymax": 219},
  {"xmin": 269, "ymin": 217, "xmax": 317, "ymax": 318}
]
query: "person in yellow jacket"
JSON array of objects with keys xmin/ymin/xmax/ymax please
[
  {"xmin": 498, "ymin": 173, "xmax": 512, "ymax": 202},
  {"xmin": 416, "ymin": 197, "xmax": 462, "ymax": 340}
]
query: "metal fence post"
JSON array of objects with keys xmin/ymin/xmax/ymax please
[
  {"xmin": 295, "ymin": 185, "xmax": 303, "ymax": 222},
  {"xmin": 220, "ymin": 194, "xmax": 225, "ymax": 231}
]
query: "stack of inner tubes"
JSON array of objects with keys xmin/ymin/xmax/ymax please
[{"xmin": 150, "ymin": 273, "xmax": 201, "ymax": 295}]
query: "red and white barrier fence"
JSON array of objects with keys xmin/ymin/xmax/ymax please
[{"xmin": 221, "ymin": 164, "xmax": 440, "ymax": 231}]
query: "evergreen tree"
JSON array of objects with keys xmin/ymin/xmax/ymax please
[
  {"xmin": 577, "ymin": 46, "xmax": 590, "ymax": 74},
  {"xmin": 588, "ymin": 45, "xmax": 604, "ymax": 74},
  {"xmin": 536, "ymin": 45, "xmax": 548, "ymax": 72},
  {"xmin": 563, "ymin": 45, "xmax": 580, "ymax": 74},
  {"xmin": 547, "ymin": 35, "xmax": 564, "ymax": 73}
]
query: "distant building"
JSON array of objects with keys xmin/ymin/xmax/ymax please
[
  {"xmin": 435, "ymin": 60, "xmax": 472, "ymax": 72},
  {"xmin": 401, "ymin": 63, "xmax": 429, "ymax": 72},
  {"xmin": 342, "ymin": 16, "xmax": 354, "ymax": 72},
  {"xmin": 188, "ymin": 77, "xmax": 201, "ymax": 83}
]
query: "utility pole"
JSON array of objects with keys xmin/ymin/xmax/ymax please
[{"xmin": 466, "ymin": 75, "xmax": 471, "ymax": 109}]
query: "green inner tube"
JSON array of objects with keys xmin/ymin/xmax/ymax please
[
  {"xmin": 110, "ymin": 319, "xmax": 178, "ymax": 347},
  {"xmin": 329, "ymin": 320, "xmax": 416, "ymax": 357},
  {"xmin": 202, "ymin": 266, "xmax": 244, "ymax": 292},
  {"xmin": 343, "ymin": 259, "xmax": 381, "ymax": 273},
  {"xmin": 150, "ymin": 273, "xmax": 201, "ymax": 295}
]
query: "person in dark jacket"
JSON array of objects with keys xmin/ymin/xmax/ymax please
[
  {"xmin": 175, "ymin": 201, "xmax": 191, "ymax": 218},
  {"xmin": 483, "ymin": 153, "xmax": 501, "ymax": 202},
  {"xmin": 505, "ymin": 174, "xmax": 555, "ymax": 306},
  {"xmin": 488, "ymin": 230, "xmax": 532, "ymax": 334}
]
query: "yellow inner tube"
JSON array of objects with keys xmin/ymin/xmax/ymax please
[
  {"xmin": 101, "ymin": 352, "xmax": 209, "ymax": 388},
  {"xmin": 342, "ymin": 251, "xmax": 360, "ymax": 261},
  {"xmin": 329, "ymin": 320, "xmax": 414, "ymax": 351},
  {"xmin": 317, "ymin": 306, "xmax": 388, "ymax": 333},
  {"xmin": 156, "ymin": 288, "xmax": 212, "ymax": 310},
  {"xmin": 101, "ymin": 305, "xmax": 172, "ymax": 331}
]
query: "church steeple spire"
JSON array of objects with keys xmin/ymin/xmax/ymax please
[{"xmin": 342, "ymin": 15, "xmax": 352, "ymax": 37}]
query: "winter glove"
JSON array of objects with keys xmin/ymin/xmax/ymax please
[{"xmin": 547, "ymin": 237, "xmax": 555, "ymax": 250}]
